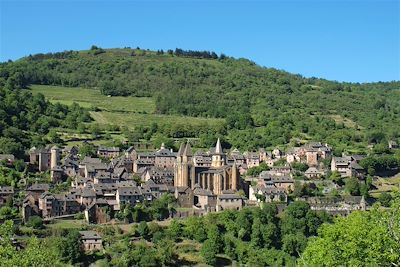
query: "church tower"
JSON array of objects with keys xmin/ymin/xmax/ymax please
[
  {"xmin": 211, "ymin": 138, "xmax": 225, "ymax": 167},
  {"xmin": 174, "ymin": 142, "xmax": 192, "ymax": 187}
]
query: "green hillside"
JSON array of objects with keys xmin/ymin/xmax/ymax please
[{"xmin": 1, "ymin": 47, "xmax": 399, "ymax": 152}]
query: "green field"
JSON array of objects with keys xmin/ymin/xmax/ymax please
[
  {"xmin": 30, "ymin": 85, "xmax": 155, "ymax": 113},
  {"xmin": 30, "ymin": 85, "xmax": 224, "ymax": 129}
]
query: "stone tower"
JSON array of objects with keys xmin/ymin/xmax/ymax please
[
  {"xmin": 174, "ymin": 142, "xmax": 192, "ymax": 187},
  {"xmin": 211, "ymin": 138, "xmax": 225, "ymax": 167},
  {"xmin": 232, "ymin": 161, "xmax": 238, "ymax": 190},
  {"xmin": 50, "ymin": 145, "xmax": 59, "ymax": 169}
]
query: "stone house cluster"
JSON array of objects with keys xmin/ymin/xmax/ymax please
[
  {"xmin": 5, "ymin": 139, "xmax": 374, "ymax": 225},
  {"xmin": 249, "ymin": 167, "xmax": 294, "ymax": 204}
]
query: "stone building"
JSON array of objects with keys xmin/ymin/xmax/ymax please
[
  {"xmin": 174, "ymin": 139, "xmax": 239, "ymax": 195},
  {"xmin": 79, "ymin": 231, "xmax": 103, "ymax": 252}
]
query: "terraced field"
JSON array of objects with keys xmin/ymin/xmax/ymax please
[{"xmin": 30, "ymin": 85, "xmax": 224, "ymax": 129}]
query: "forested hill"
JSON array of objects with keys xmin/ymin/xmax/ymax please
[{"xmin": 1, "ymin": 47, "xmax": 399, "ymax": 152}]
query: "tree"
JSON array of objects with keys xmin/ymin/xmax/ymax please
[
  {"xmin": 59, "ymin": 230, "xmax": 82, "ymax": 263},
  {"xmin": 345, "ymin": 177, "xmax": 360, "ymax": 196},
  {"xmin": 236, "ymin": 208, "xmax": 253, "ymax": 240},
  {"xmin": 282, "ymin": 233, "xmax": 308, "ymax": 256},
  {"xmin": 201, "ymin": 238, "xmax": 218, "ymax": 266},
  {"xmin": 137, "ymin": 221, "xmax": 150, "ymax": 240},
  {"xmin": 157, "ymin": 239, "xmax": 177, "ymax": 266},
  {"xmin": 26, "ymin": 216, "xmax": 43, "ymax": 229},
  {"xmin": 378, "ymin": 192, "xmax": 393, "ymax": 207},
  {"xmin": 250, "ymin": 217, "xmax": 263, "ymax": 248},
  {"xmin": 167, "ymin": 219, "xmax": 182, "ymax": 242},
  {"xmin": 300, "ymin": 195, "xmax": 400, "ymax": 266},
  {"xmin": 329, "ymin": 170, "xmax": 343, "ymax": 184}
]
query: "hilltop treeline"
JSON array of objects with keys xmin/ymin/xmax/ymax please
[{"xmin": 0, "ymin": 47, "xmax": 399, "ymax": 151}]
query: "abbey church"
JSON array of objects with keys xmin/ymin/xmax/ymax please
[{"xmin": 174, "ymin": 139, "xmax": 239, "ymax": 195}]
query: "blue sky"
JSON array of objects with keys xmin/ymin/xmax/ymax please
[{"xmin": 1, "ymin": 0, "xmax": 399, "ymax": 82}]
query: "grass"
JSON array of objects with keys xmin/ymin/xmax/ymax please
[
  {"xmin": 90, "ymin": 111, "xmax": 224, "ymax": 129},
  {"xmin": 30, "ymin": 85, "xmax": 155, "ymax": 113},
  {"xmin": 46, "ymin": 219, "xmax": 87, "ymax": 230},
  {"xmin": 370, "ymin": 174, "xmax": 400, "ymax": 196},
  {"xmin": 30, "ymin": 85, "xmax": 224, "ymax": 129}
]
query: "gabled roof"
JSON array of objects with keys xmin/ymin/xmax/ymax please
[
  {"xmin": 177, "ymin": 143, "xmax": 185, "ymax": 157},
  {"xmin": 79, "ymin": 231, "xmax": 101, "ymax": 240}
]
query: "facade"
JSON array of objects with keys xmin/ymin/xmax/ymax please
[
  {"xmin": 97, "ymin": 146, "xmax": 120, "ymax": 158},
  {"xmin": 305, "ymin": 167, "xmax": 324, "ymax": 179},
  {"xmin": 331, "ymin": 156, "xmax": 365, "ymax": 178},
  {"xmin": 79, "ymin": 231, "xmax": 103, "ymax": 251},
  {"xmin": 216, "ymin": 193, "xmax": 245, "ymax": 211},
  {"xmin": 174, "ymin": 139, "xmax": 239, "ymax": 195},
  {"xmin": 0, "ymin": 186, "xmax": 14, "ymax": 207}
]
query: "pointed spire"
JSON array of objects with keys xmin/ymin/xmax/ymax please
[
  {"xmin": 177, "ymin": 143, "xmax": 185, "ymax": 156},
  {"xmin": 183, "ymin": 141, "xmax": 192, "ymax": 157},
  {"xmin": 215, "ymin": 138, "xmax": 222, "ymax": 154}
]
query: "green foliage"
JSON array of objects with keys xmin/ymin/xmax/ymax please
[
  {"xmin": 246, "ymin": 162, "xmax": 270, "ymax": 176},
  {"xmin": 1, "ymin": 48, "xmax": 399, "ymax": 151},
  {"xmin": 137, "ymin": 221, "xmax": 150, "ymax": 240},
  {"xmin": 58, "ymin": 230, "xmax": 82, "ymax": 264},
  {"xmin": 360, "ymin": 154, "xmax": 400, "ymax": 175},
  {"xmin": 378, "ymin": 192, "xmax": 393, "ymax": 207},
  {"xmin": 26, "ymin": 215, "xmax": 43, "ymax": 229},
  {"xmin": 300, "ymin": 193, "xmax": 400, "ymax": 266},
  {"xmin": 345, "ymin": 177, "xmax": 360, "ymax": 196},
  {"xmin": 0, "ymin": 220, "xmax": 65, "ymax": 267},
  {"xmin": 0, "ymin": 86, "xmax": 91, "ymax": 159}
]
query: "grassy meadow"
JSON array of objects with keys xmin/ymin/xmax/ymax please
[{"xmin": 30, "ymin": 85, "xmax": 224, "ymax": 129}]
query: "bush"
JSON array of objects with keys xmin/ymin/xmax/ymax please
[{"xmin": 26, "ymin": 216, "xmax": 44, "ymax": 229}]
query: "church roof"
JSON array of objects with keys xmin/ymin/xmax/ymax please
[
  {"xmin": 215, "ymin": 138, "xmax": 223, "ymax": 155},
  {"xmin": 177, "ymin": 143, "xmax": 185, "ymax": 157},
  {"xmin": 183, "ymin": 142, "xmax": 192, "ymax": 157}
]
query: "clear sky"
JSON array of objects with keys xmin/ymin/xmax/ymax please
[{"xmin": 1, "ymin": 0, "xmax": 399, "ymax": 82}]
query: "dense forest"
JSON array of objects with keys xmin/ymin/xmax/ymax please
[{"xmin": 0, "ymin": 47, "xmax": 399, "ymax": 151}]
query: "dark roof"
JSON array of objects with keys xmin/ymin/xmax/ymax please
[
  {"xmin": 27, "ymin": 183, "xmax": 50, "ymax": 191},
  {"xmin": 0, "ymin": 186, "xmax": 14, "ymax": 194},
  {"xmin": 218, "ymin": 194, "xmax": 243, "ymax": 200},
  {"xmin": 79, "ymin": 231, "xmax": 101, "ymax": 240}
]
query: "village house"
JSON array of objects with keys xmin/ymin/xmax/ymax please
[
  {"xmin": 389, "ymin": 140, "xmax": 399, "ymax": 150},
  {"xmin": 174, "ymin": 186, "xmax": 194, "ymax": 208},
  {"xmin": 79, "ymin": 231, "xmax": 103, "ymax": 252},
  {"xmin": 304, "ymin": 167, "xmax": 324, "ymax": 179},
  {"xmin": 249, "ymin": 183, "xmax": 287, "ymax": 203},
  {"xmin": 216, "ymin": 192, "xmax": 245, "ymax": 211},
  {"xmin": 331, "ymin": 155, "xmax": 365, "ymax": 178},
  {"xmin": 141, "ymin": 167, "xmax": 174, "ymax": 185},
  {"xmin": 259, "ymin": 171, "xmax": 294, "ymax": 192},
  {"xmin": 244, "ymin": 152, "xmax": 260, "ymax": 168},
  {"xmin": 0, "ymin": 186, "xmax": 14, "ymax": 207},
  {"xmin": 192, "ymin": 186, "xmax": 217, "ymax": 211},
  {"xmin": 26, "ymin": 183, "xmax": 50, "ymax": 202},
  {"xmin": 97, "ymin": 146, "xmax": 120, "ymax": 158}
]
